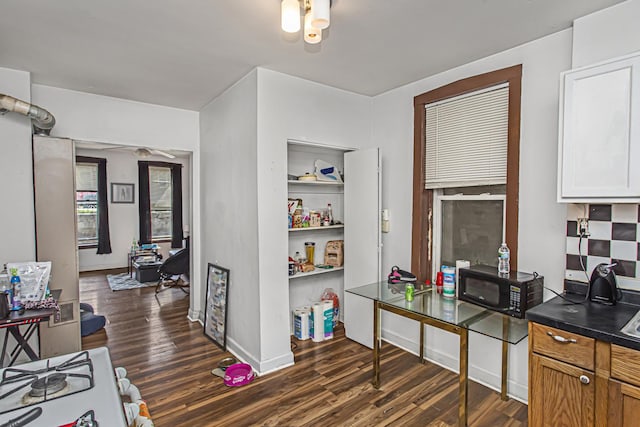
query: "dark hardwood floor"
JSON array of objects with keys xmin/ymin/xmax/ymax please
[{"xmin": 80, "ymin": 270, "xmax": 528, "ymax": 426}]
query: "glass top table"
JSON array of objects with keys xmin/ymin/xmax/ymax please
[
  {"xmin": 347, "ymin": 281, "xmax": 529, "ymax": 344},
  {"xmin": 346, "ymin": 281, "xmax": 529, "ymax": 427}
]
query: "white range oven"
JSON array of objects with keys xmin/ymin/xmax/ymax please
[{"xmin": 0, "ymin": 347, "xmax": 127, "ymax": 427}]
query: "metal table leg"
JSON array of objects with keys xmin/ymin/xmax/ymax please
[
  {"xmin": 501, "ymin": 316, "xmax": 509, "ymax": 401},
  {"xmin": 419, "ymin": 321, "xmax": 425, "ymax": 364},
  {"xmin": 459, "ymin": 328, "xmax": 468, "ymax": 427},
  {"xmin": 373, "ymin": 300, "xmax": 381, "ymax": 388}
]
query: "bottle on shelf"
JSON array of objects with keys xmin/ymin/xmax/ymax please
[
  {"xmin": 498, "ymin": 242, "xmax": 510, "ymax": 275},
  {"xmin": 326, "ymin": 203, "xmax": 334, "ymax": 225}
]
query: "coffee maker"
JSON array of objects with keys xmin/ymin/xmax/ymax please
[{"xmin": 588, "ymin": 263, "xmax": 622, "ymax": 305}]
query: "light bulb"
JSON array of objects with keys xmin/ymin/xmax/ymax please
[
  {"xmin": 304, "ymin": 10, "xmax": 322, "ymax": 44},
  {"xmin": 281, "ymin": 0, "xmax": 301, "ymax": 33},
  {"xmin": 310, "ymin": 0, "xmax": 330, "ymax": 30}
]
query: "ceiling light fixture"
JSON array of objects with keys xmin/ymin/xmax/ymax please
[{"xmin": 281, "ymin": 0, "xmax": 331, "ymax": 44}]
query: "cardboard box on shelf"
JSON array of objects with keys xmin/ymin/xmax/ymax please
[{"xmin": 324, "ymin": 240, "xmax": 344, "ymax": 267}]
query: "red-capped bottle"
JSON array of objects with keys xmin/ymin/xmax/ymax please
[{"xmin": 436, "ymin": 271, "xmax": 444, "ymax": 294}]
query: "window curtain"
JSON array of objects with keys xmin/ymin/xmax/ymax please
[
  {"xmin": 138, "ymin": 162, "xmax": 152, "ymax": 244},
  {"xmin": 170, "ymin": 164, "xmax": 184, "ymax": 248},
  {"xmin": 77, "ymin": 156, "xmax": 111, "ymax": 254}
]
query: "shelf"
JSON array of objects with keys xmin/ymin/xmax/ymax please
[
  {"xmin": 288, "ymin": 180, "xmax": 343, "ymax": 186},
  {"xmin": 289, "ymin": 225, "xmax": 344, "ymax": 232},
  {"xmin": 289, "ymin": 266, "xmax": 344, "ymax": 280}
]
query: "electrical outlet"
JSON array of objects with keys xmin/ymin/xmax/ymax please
[{"xmin": 577, "ymin": 218, "xmax": 590, "ymax": 236}]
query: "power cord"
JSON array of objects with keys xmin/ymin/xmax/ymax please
[
  {"xmin": 543, "ymin": 285, "xmax": 584, "ymax": 305},
  {"xmin": 578, "ymin": 231, "xmax": 591, "ymax": 302}
]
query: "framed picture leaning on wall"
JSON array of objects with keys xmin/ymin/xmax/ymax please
[{"xmin": 204, "ymin": 263, "xmax": 230, "ymax": 350}]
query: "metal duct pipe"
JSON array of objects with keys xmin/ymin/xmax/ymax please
[{"xmin": 0, "ymin": 93, "xmax": 56, "ymax": 135}]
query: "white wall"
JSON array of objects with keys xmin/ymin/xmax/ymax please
[
  {"xmin": 75, "ymin": 147, "xmax": 191, "ymax": 271},
  {"xmin": 0, "ymin": 67, "xmax": 36, "ymax": 265},
  {"xmin": 199, "ymin": 70, "xmax": 262, "ymax": 367},
  {"xmin": 368, "ymin": 30, "xmax": 574, "ymax": 402},
  {"xmin": 572, "ymin": 0, "xmax": 640, "ymax": 68},
  {"xmin": 256, "ymin": 68, "xmax": 372, "ymax": 372},
  {"xmin": 30, "ymin": 85, "xmax": 203, "ymax": 320}
]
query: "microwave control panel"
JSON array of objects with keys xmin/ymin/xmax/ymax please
[{"xmin": 509, "ymin": 285, "xmax": 522, "ymax": 313}]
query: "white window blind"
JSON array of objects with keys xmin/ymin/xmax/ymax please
[
  {"xmin": 76, "ymin": 163, "xmax": 98, "ymax": 191},
  {"xmin": 425, "ymin": 84, "xmax": 509, "ymax": 189},
  {"xmin": 149, "ymin": 166, "xmax": 172, "ymax": 239}
]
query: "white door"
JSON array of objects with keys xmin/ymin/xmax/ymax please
[{"xmin": 344, "ymin": 148, "xmax": 380, "ymax": 348}]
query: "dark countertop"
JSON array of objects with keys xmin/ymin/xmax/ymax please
[{"xmin": 526, "ymin": 291, "xmax": 640, "ymax": 351}]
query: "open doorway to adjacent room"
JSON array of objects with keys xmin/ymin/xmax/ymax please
[{"xmin": 72, "ymin": 140, "xmax": 194, "ymax": 344}]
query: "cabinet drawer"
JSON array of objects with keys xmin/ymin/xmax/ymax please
[
  {"xmin": 611, "ymin": 344, "xmax": 640, "ymax": 387},
  {"xmin": 531, "ymin": 323, "xmax": 595, "ymax": 370}
]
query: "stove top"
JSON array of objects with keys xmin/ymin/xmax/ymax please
[{"xmin": 0, "ymin": 348, "xmax": 127, "ymax": 427}]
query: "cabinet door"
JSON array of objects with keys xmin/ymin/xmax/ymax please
[
  {"xmin": 559, "ymin": 53, "xmax": 640, "ymax": 201},
  {"xmin": 530, "ymin": 353, "xmax": 595, "ymax": 427},
  {"xmin": 609, "ymin": 379, "xmax": 640, "ymax": 427},
  {"xmin": 343, "ymin": 148, "xmax": 380, "ymax": 348}
]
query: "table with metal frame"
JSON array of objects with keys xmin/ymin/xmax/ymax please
[
  {"xmin": 346, "ymin": 282, "xmax": 529, "ymax": 427},
  {"xmin": 0, "ymin": 308, "xmax": 55, "ymax": 367}
]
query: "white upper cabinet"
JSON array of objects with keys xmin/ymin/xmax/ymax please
[{"xmin": 558, "ymin": 51, "xmax": 640, "ymax": 202}]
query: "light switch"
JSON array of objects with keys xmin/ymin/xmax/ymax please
[{"xmin": 381, "ymin": 209, "xmax": 390, "ymax": 233}]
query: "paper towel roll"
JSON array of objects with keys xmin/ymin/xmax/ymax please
[
  {"xmin": 312, "ymin": 303, "xmax": 324, "ymax": 342},
  {"xmin": 323, "ymin": 300, "xmax": 334, "ymax": 340},
  {"xmin": 294, "ymin": 308, "xmax": 310, "ymax": 340}
]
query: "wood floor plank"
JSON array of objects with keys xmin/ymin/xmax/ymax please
[{"xmin": 80, "ymin": 270, "xmax": 528, "ymax": 426}]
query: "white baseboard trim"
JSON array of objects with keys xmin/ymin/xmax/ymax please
[
  {"xmin": 187, "ymin": 308, "xmax": 202, "ymax": 323},
  {"xmin": 225, "ymin": 337, "xmax": 294, "ymax": 376},
  {"xmin": 382, "ymin": 327, "xmax": 528, "ymax": 403}
]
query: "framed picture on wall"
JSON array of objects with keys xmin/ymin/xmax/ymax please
[
  {"xmin": 204, "ymin": 263, "xmax": 230, "ymax": 350},
  {"xmin": 111, "ymin": 183, "xmax": 135, "ymax": 203}
]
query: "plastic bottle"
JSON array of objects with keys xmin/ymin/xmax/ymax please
[
  {"xmin": 498, "ymin": 242, "xmax": 510, "ymax": 274},
  {"xmin": 435, "ymin": 271, "xmax": 444, "ymax": 294},
  {"xmin": 326, "ymin": 203, "xmax": 334, "ymax": 225},
  {"xmin": 10, "ymin": 267, "xmax": 21, "ymax": 310}
]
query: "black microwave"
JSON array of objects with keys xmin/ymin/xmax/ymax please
[{"xmin": 457, "ymin": 265, "xmax": 543, "ymax": 318}]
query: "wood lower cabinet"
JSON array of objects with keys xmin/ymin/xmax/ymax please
[
  {"xmin": 530, "ymin": 323, "xmax": 640, "ymax": 427},
  {"xmin": 530, "ymin": 354, "xmax": 595, "ymax": 426},
  {"xmin": 609, "ymin": 344, "xmax": 640, "ymax": 425},
  {"xmin": 529, "ymin": 323, "xmax": 595, "ymax": 427},
  {"xmin": 609, "ymin": 379, "xmax": 640, "ymax": 426}
]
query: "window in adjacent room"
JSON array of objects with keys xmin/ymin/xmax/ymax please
[
  {"xmin": 149, "ymin": 166, "xmax": 172, "ymax": 240},
  {"xmin": 411, "ymin": 65, "xmax": 522, "ymax": 281},
  {"xmin": 76, "ymin": 162, "xmax": 99, "ymax": 246},
  {"xmin": 138, "ymin": 161, "xmax": 183, "ymax": 247}
]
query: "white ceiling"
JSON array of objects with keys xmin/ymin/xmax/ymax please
[{"xmin": 0, "ymin": 0, "xmax": 624, "ymax": 111}]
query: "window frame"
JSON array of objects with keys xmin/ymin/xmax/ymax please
[
  {"xmin": 411, "ymin": 65, "xmax": 522, "ymax": 282},
  {"xmin": 148, "ymin": 165, "xmax": 173, "ymax": 242},
  {"xmin": 431, "ymin": 191, "xmax": 506, "ymax": 273},
  {"xmin": 75, "ymin": 160, "xmax": 99, "ymax": 249}
]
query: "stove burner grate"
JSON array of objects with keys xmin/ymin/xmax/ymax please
[
  {"xmin": 29, "ymin": 372, "xmax": 68, "ymax": 397},
  {"xmin": 0, "ymin": 351, "xmax": 95, "ymax": 415}
]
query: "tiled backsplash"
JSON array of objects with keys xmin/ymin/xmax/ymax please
[{"xmin": 566, "ymin": 204, "xmax": 640, "ymax": 288}]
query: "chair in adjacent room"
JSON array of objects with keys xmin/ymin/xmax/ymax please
[{"xmin": 155, "ymin": 248, "xmax": 190, "ymax": 293}]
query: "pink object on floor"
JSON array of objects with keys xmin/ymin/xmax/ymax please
[{"xmin": 223, "ymin": 363, "xmax": 255, "ymax": 387}]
